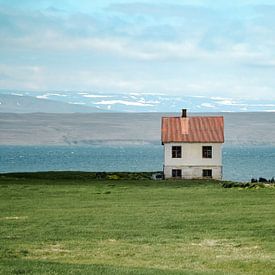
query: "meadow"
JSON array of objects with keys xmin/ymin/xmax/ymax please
[{"xmin": 0, "ymin": 173, "xmax": 274, "ymax": 274}]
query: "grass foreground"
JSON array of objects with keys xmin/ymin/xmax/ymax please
[{"xmin": 0, "ymin": 172, "xmax": 275, "ymax": 274}]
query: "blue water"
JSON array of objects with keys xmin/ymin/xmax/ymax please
[{"xmin": 0, "ymin": 145, "xmax": 275, "ymax": 182}]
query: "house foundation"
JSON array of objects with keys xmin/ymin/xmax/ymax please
[{"xmin": 163, "ymin": 165, "xmax": 222, "ymax": 180}]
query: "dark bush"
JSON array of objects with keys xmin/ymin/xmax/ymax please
[
  {"xmin": 0, "ymin": 171, "xmax": 155, "ymax": 181},
  {"xmin": 222, "ymin": 181, "xmax": 262, "ymax": 189}
]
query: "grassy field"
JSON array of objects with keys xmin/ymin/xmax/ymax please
[{"xmin": 0, "ymin": 173, "xmax": 275, "ymax": 274}]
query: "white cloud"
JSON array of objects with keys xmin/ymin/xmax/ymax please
[
  {"xmin": 1, "ymin": 3, "xmax": 275, "ymax": 101},
  {"xmin": 201, "ymin": 103, "xmax": 215, "ymax": 108},
  {"xmin": 0, "ymin": 64, "xmax": 46, "ymax": 90},
  {"xmin": 3, "ymin": 28, "xmax": 270, "ymax": 64},
  {"xmin": 213, "ymin": 99, "xmax": 247, "ymax": 106},
  {"xmin": 210, "ymin": 97, "xmax": 232, "ymax": 101},
  {"xmin": 215, "ymin": 100, "xmax": 235, "ymax": 105},
  {"xmin": 250, "ymin": 104, "xmax": 275, "ymax": 107},
  {"xmin": 191, "ymin": 95, "xmax": 206, "ymax": 98}
]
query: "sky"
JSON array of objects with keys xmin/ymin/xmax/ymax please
[{"xmin": 1, "ymin": 0, "xmax": 275, "ymax": 99}]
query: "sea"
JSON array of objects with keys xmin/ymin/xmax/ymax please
[{"xmin": 0, "ymin": 145, "xmax": 275, "ymax": 182}]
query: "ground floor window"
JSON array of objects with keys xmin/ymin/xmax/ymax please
[
  {"xmin": 172, "ymin": 169, "xmax": 182, "ymax": 178},
  {"xmin": 203, "ymin": 169, "xmax": 212, "ymax": 178}
]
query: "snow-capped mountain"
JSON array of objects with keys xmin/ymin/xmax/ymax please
[{"xmin": 1, "ymin": 90, "xmax": 275, "ymax": 113}]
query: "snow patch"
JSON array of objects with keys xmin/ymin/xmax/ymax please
[
  {"xmin": 48, "ymin": 93, "xmax": 67, "ymax": 97},
  {"xmin": 95, "ymin": 100, "xmax": 154, "ymax": 107},
  {"xmin": 68, "ymin": 102, "xmax": 86, "ymax": 105},
  {"xmin": 36, "ymin": 95, "xmax": 49, "ymax": 99},
  {"xmin": 82, "ymin": 94, "xmax": 112, "ymax": 98}
]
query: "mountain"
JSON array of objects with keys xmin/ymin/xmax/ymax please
[
  {"xmin": 1, "ymin": 112, "xmax": 275, "ymax": 146},
  {"xmin": 0, "ymin": 94, "xmax": 106, "ymax": 113},
  {"xmin": 1, "ymin": 90, "xmax": 275, "ymax": 112}
]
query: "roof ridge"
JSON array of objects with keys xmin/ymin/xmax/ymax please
[{"xmin": 162, "ymin": 116, "xmax": 224, "ymax": 119}]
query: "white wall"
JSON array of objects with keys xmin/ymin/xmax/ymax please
[
  {"xmin": 164, "ymin": 142, "xmax": 222, "ymax": 166},
  {"xmin": 163, "ymin": 165, "xmax": 222, "ymax": 180},
  {"xmin": 163, "ymin": 142, "xmax": 223, "ymax": 180}
]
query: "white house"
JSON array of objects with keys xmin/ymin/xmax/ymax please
[{"xmin": 161, "ymin": 109, "xmax": 224, "ymax": 180}]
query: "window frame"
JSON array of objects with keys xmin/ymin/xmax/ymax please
[
  {"xmin": 202, "ymin": 169, "xmax": 212, "ymax": 178},
  {"xmin": 172, "ymin": 169, "xmax": 182, "ymax": 178},
  {"xmin": 172, "ymin": 146, "xmax": 182, "ymax": 158},
  {"xmin": 202, "ymin": 146, "xmax": 212, "ymax": 159}
]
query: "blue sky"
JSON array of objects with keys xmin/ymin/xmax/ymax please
[{"xmin": 1, "ymin": 0, "xmax": 275, "ymax": 99}]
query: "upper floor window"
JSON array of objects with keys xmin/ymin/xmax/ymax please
[
  {"xmin": 202, "ymin": 146, "xmax": 212, "ymax": 158},
  {"xmin": 172, "ymin": 146, "xmax": 181, "ymax": 158}
]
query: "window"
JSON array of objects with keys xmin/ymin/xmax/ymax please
[
  {"xmin": 172, "ymin": 146, "xmax": 182, "ymax": 158},
  {"xmin": 202, "ymin": 146, "xmax": 212, "ymax": 158},
  {"xmin": 172, "ymin": 169, "xmax": 182, "ymax": 178},
  {"xmin": 203, "ymin": 169, "xmax": 212, "ymax": 178}
]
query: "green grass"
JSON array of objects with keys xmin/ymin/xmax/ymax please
[{"xmin": 0, "ymin": 173, "xmax": 275, "ymax": 274}]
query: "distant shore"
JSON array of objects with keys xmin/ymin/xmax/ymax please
[{"xmin": 1, "ymin": 112, "xmax": 275, "ymax": 145}]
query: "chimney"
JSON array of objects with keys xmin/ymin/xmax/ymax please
[{"xmin": 182, "ymin": 109, "xmax": 187, "ymax": 118}]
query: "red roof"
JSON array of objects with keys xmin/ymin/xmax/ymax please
[{"xmin": 162, "ymin": 116, "xmax": 224, "ymax": 144}]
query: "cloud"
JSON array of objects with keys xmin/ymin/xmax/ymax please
[
  {"xmin": 201, "ymin": 103, "xmax": 215, "ymax": 108},
  {"xmin": 108, "ymin": 3, "xmax": 216, "ymax": 20},
  {"xmin": 250, "ymin": 103, "xmax": 275, "ymax": 107},
  {"xmin": 0, "ymin": 1, "xmax": 275, "ymax": 99},
  {"xmin": 0, "ymin": 4, "xmax": 271, "ymax": 64},
  {"xmin": 0, "ymin": 64, "xmax": 46, "ymax": 90},
  {"xmin": 214, "ymin": 99, "xmax": 247, "ymax": 106}
]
